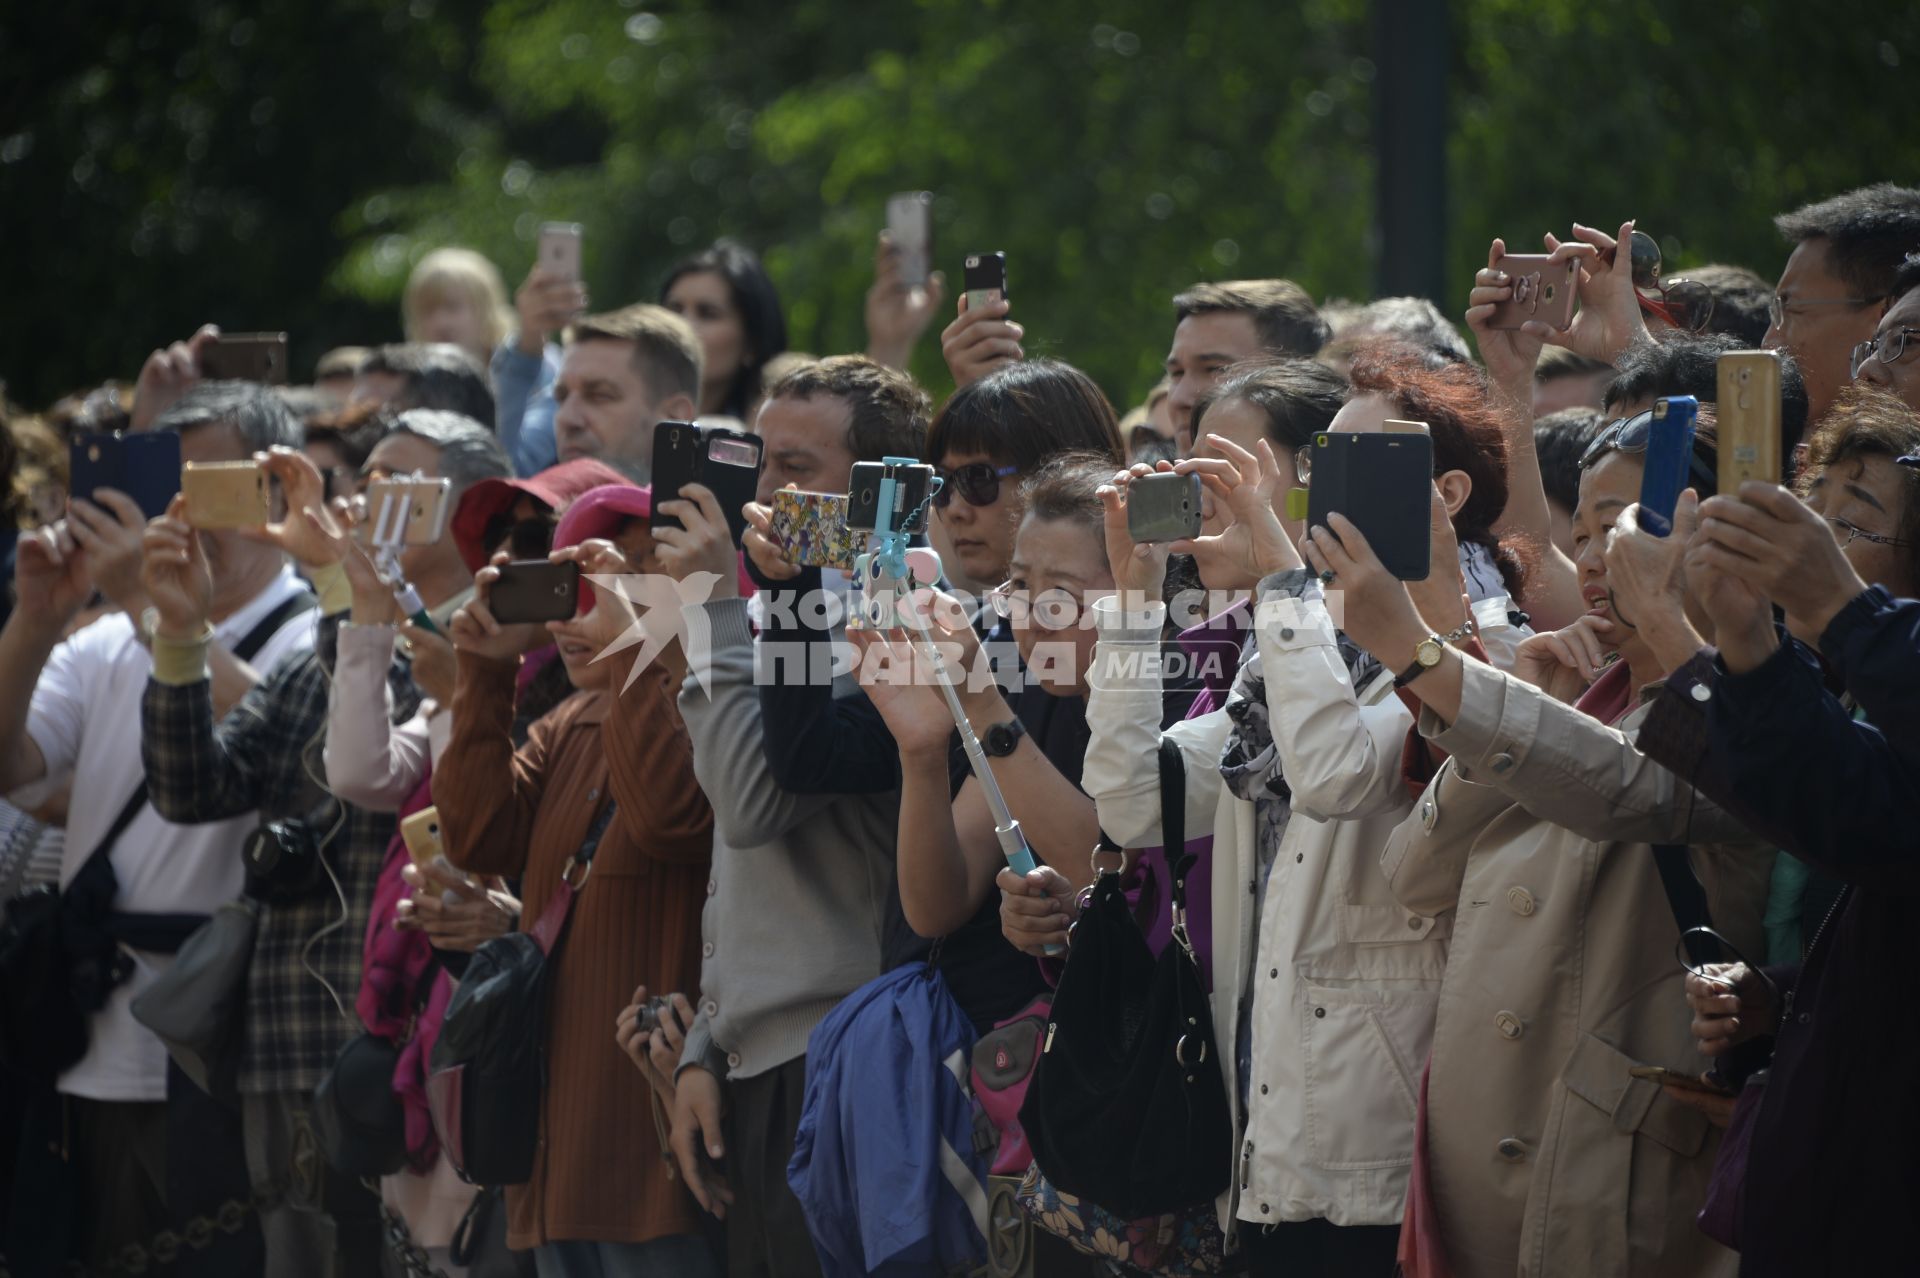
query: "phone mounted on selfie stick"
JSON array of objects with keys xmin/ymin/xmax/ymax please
[
  {"xmin": 366, "ymin": 479, "xmax": 441, "ymax": 635},
  {"xmin": 856, "ymin": 457, "xmax": 1056, "ymax": 949}
]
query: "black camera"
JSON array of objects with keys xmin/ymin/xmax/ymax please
[{"xmin": 243, "ymin": 819, "xmax": 325, "ymax": 903}]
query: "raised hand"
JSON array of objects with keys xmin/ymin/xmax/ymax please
[
  {"xmin": 447, "ymin": 551, "xmax": 550, "ymax": 662},
  {"xmin": 866, "ymin": 231, "xmax": 948, "ymax": 370},
  {"xmin": 1096, "ymin": 464, "xmax": 1176, "ymax": 606},
  {"xmin": 514, "ymin": 266, "xmax": 589, "ymax": 358},
  {"xmin": 12, "ymin": 522, "xmax": 93, "ymax": 633},
  {"xmin": 652, "ymin": 483, "xmax": 741, "ymax": 598},
  {"xmin": 1696, "ymin": 481, "xmax": 1869, "ymax": 643},
  {"xmin": 940, "ymin": 293, "xmax": 1023, "ymax": 389},
  {"xmin": 1170, "ymin": 433, "xmax": 1302, "ymax": 590},
  {"xmin": 1464, "ymin": 236, "xmax": 1596, "ymax": 405},
  {"xmin": 1541, "ymin": 220, "xmax": 1651, "ymax": 366},
  {"xmin": 131, "ymin": 324, "xmax": 219, "ymax": 431},
  {"xmin": 849, "ymin": 625, "xmax": 956, "ymax": 757},
  {"xmin": 395, "ymin": 858, "xmax": 518, "ymax": 952},
  {"xmin": 740, "ymin": 499, "xmax": 803, "ymax": 584},
  {"xmin": 245, "ymin": 447, "xmax": 346, "ymax": 569},
  {"xmin": 141, "ymin": 494, "xmax": 214, "ymax": 639},
  {"xmin": 65, "ymin": 489, "xmax": 150, "ymax": 612}
]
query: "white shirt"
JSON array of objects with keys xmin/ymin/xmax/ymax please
[{"xmin": 9, "ymin": 567, "xmax": 316, "ymax": 1101}]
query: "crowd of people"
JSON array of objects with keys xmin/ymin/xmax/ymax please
[{"xmin": 2, "ymin": 177, "xmax": 1918, "ymax": 1278}]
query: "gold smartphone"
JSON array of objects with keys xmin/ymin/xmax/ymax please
[
  {"xmin": 181, "ymin": 460, "xmax": 270, "ymax": 529},
  {"xmin": 362, "ymin": 477, "xmax": 452, "ymax": 546},
  {"xmin": 1628, "ymin": 1065, "xmax": 1732, "ymax": 1096},
  {"xmin": 1716, "ymin": 351, "xmax": 1783, "ymax": 492},
  {"xmin": 399, "ymin": 806, "xmax": 444, "ymax": 866}
]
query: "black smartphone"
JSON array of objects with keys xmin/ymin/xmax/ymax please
[
  {"xmin": 963, "ymin": 252, "xmax": 1008, "ymax": 311},
  {"xmin": 649, "ymin": 421, "xmax": 765, "ymax": 544},
  {"xmin": 844, "ymin": 459, "xmax": 935, "ymax": 535},
  {"xmin": 1126, "ymin": 472, "xmax": 1203, "ymax": 543},
  {"xmin": 199, "ymin": 332, "xmax": 290, "ymax": 385},
  {"xmin": 70, "ymin": 431, "xmax": 183, "ymax": 521},
  {"xmin": 1305, "ymin": 430, "xmax": 1434, "ymax": 581},
  {"xmin": 488, "ymin": 560, "xmax": 581, "ymax": 624}
]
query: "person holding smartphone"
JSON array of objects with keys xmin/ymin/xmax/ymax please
[{"xmin": 1314, "ymin": 413, "xmax": 1772, "ymax": 1278}]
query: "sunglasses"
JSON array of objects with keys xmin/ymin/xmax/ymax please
[
  {"xmin": 1579, "ymin": 409, "xmax": 1717, "ymax": 490},
  {"xmin": 932, "ymin": 462, "xmax": 1020, "ymax": 509},
  {"xmin": 1623, "ymin": 230, "xmax": 1713, "ymax": 334},
  {"xmin": 483, "ymin": 512, "xmax": 558, "ymax": 560}
]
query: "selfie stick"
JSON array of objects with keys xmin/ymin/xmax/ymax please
[
  {"xmin": 860, "ymin": 458, "xmax": 1051, "ymax": 901},
  {"xmin": 367, "ymin": 484, "xmax": 440, "ymax": 635}
]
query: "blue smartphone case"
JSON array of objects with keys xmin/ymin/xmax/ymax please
[
  {"xmin": 1637, "ymin": 396, "xmax": 1698, "ymax": 537},
  {"xmin": 70, "ymin": 430, "xmax": 182, "ymax": 521}
]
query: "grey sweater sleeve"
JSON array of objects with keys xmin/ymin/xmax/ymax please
[
  {"xmin": 676, "ymin": 1005, "xmax": 731, "ymax": 1080},
  {"xmin": 677, "ymin": 597, "xmax": 844, "ymax": 848}
]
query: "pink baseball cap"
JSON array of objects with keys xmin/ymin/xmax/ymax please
[{"xmin": 554, "ymin": 482, "xmax": 757, "ymax": 605}]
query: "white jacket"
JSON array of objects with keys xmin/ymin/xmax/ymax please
[{"xmin": 1083, "ymin": 585, "xmax": 1455, "ymax": 1234}]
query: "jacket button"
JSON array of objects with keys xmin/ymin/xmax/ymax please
[
  {"xmin": 726, "ymin": 1052, "xmax": 741, "ymax": 1069},
  {"xmin": 702, "ymin": 942, "xmax": 714, "ymax": 958},
  {"xmin": 702, "ymin": 1000, "xmax": 718, "ymax": 1017},
  {"xmin": 1690, "ymin": 683, "xmax": 1711, "ymax": 702},
  {"xmin": 1496, "ymin": 1137, "xmax": 1529, "ymax": 1162},
  {"xmin": 707, "ymin": 879, "xmax": 718, "ymax": 896},
  {"xmin": 1279, "ymin": 627, "xmax": 1295, "ymax": 641},
  {"xmin": 1421, "ymin": 800, "xmax": 1436, "ymax": 831},
  {"xmin": 1271, "ymin": 968, "xmax": 1279, "ymax": 979},
  {"xmin": 1260, "ymin": 1204, "xmax": 1271, "ymax": 1215},
  {"xmin": 1260, "ymin": 1084, "xmax": 1269, "ymax": 1095},
  {"xmin": 1489, "ymin": 752, "xmax": 1515, "ymax": 774},
  {"xmin": 1406, "ymin": 916, "xmax": 1423, "ymax": 931},
  {"xmin": 1494, "ymin": 1011, "xmax": 1523, "ymax": 1039},
  {"xmin": 1314, "ymin": 1007, "xmax": 1326, "ymax": 1019},
  {"xmin": 1507, "ymin": 887, "xmax": 1535, "ymax": 916}
]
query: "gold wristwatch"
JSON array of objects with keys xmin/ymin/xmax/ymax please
[{"xmin": 1394, "ymin": 619, "xmax": 1473, "ymax": 688}]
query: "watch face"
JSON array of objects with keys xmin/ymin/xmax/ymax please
[{"xmin": 1416, "ymin": 638, "xmax": 1445, "ymax": 668}]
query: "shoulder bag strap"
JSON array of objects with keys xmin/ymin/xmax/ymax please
[
  {"xmin": 232, "ymin": 590, "xmax": 317, "ymax": 663},
  {"xmin": 1652, "ymin": 844, "xmax": 1721, "ymax": 965},
  {"xmin": 1157, "ymin": 737, "xmax": 1199, "ymax": 956},
  {"xmin": 528, "ymin": 799, "xmax": 619, "ymax": 955}
]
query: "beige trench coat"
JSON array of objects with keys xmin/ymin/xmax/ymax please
[{"xmin": 1381, "ymin": 661, "xmax": 1773, "ymax": 1278}]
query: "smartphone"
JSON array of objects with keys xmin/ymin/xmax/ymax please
[
  {"xmin": 1638, "ymin": 396, "xmax": 1700, "ymax": 537},
  {"xmin": 538, "ymin": 222, "xmax": 583, "ymax": 281},
  {"xmin": 1305, "ymin": 430, "xmax": 1435, "ymax": 580},
  {"xmin": 963, "ymin": 251, "xmax": 1008, "ymax": 312},
  {"xmin": 362, "ymin": 477, "xmax": 452, "ymax": 546},
  {"xmin": 769, "ymin": 489, "xmax": 860, "ymax": 570},
  {"xmin": 199, "ymin": 332, "xmax": 290, "ymax": 385},
  {"xmin": 1716, "ymin": 351, "xmax": 1783, "ymax": 492},
  {"xmin": 649, "ymin": 422, "xmax": 765, "ymax": 544},
  {"xmin": 181, "ymin": 460, "xmax": 271, "ymax": 529},
  {"xmin": 399, "ymin": 807, "xmax": 445, "ymax": 867},
  {"xmin": 845, "ymin": 459, "xmax": 935, "ymax": 535},
  {"xmin": 398, "ymin": 478, "xmax": 452, "ymax": 546},
  {"xmin": 488, "ymin": 559, "xmax": 581, "ymax": 624},
  {"xmin": 1127, "ymin": 472, "xmax": 1203, "ymax": 543},
  {"xmin": 1627, "ymin": 1065, "xmax": 1733, "ymax": 1096},
  {"xmin": 69, "ymin": 431, "xmax": 183, "ymax": 521},
  {"xmin": 886, "ymin": 192, "xmax": 934, "ymax": 288},
  {"xmin": 1486, "ymin": 252, "xmax": 1579, "ymax": 332}
]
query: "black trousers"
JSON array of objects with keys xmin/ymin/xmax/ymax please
[
  {"xmin": 722, "ymin": 1055, "xmax": 824, "ymax": 1278},
  {"xmin": 1240, "ymin": 1218, "xmax": 1399, "ymax": 1278}
]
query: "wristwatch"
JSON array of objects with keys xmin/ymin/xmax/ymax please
[
  {"xmin": 1394, "ymin": 636, "xmax": 1448, "ymax": 688},
  {"xmin": 983, "ymin": 719, "xmax": 1027, "ymax": 757}
]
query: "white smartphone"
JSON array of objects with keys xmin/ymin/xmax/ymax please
[
  {"xmin": 885, "ymin": 192, "xmax": 933, "ymax": 288},
  {"xmin": 538, "ymin": 222, "xmax": 583, "ymax": 281}
]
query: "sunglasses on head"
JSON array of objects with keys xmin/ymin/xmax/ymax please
[
  {"xmin": 1622, "ymin": 229, "xmax": 1714, "ymax": 334},
  {"xmin": 1579, "ymin": 409, "xmax": 1717, "ymax": 489},
  {"xmin": 932, "ymin": 461, "xmax": 1020, "ymax": 509}
]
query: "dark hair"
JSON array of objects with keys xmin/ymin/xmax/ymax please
[
  {"xmin": 568, "ymin": 303, "xmax": 704, "ymax": 406},
  {"xmin": 1346, "ymin": 345, "xmax": 1526, "ymax": 596},
  {"xmin": 361, "ymin": 342, "xmax": 497, "ymax": 427},
  {"xmin": 661, "ymin": 239, "xmax": 789, "ymax": 419},
  {"xmin": 1798, "ymin": 384, "xmax": 1920, "ymax": 585},
  {"xmin": 386, "ymin": 409, "xmax": 512, "ymax": 504},
  {"xmin": 1173, "ymin": 280, "xmax": 1330, "ymax": 357},
  {"xmin": 1319, "ymin": 296, "xmax": 1471, "ymax": 365},
  {"xmin": 1606, "ymin": 332, "xmax": 1810, "ymax": 475},
  {"xmin": 1192, "ymin": 357, "xmax": 1348, "ymax": 453},
  {"xmin": 1017, "ymin": 452, "xmax": 1113, "ymax": 530},
  {"xmin": 1681, "ymin": 264, "xmax": 1774, "ymax": 347},
  {"xmin": 153, "ymin": 381, "xmax": 302, "ymax": 452},
  {"xmin": 1775, "ymin": 183, "xmax": 1920, "ymax": 300},
  {"xmin": 927, "ymin": 359, "xmax": 1124, "ymax": 474},
  {"xmin": 1889, "ymin": 252, "xmax": 1920, "ymax": 307},
  {"xmin": 1533, "ymin": 346, "xmax": 1614, "ymax": 383},
  {"xmin": 766, "ymin": 354, "xmax": 931, "ymax": 464},
  {"xmin": 302, "ymin": 400, "xmax": 388, "ymax": 472},
  {"xmin": 1534, "ymin": 408, "xmax": 1607, "ymax": 514}
]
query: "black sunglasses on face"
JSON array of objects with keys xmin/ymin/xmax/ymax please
[
  {"xmin": 484, "ymin": 512, "xmax": 558, "ymax": 559},
  {"xmin": 932, "ymin": 462, "xmax": 1020, "ymax": 509},
  {"xmin": 1579, "ymin": 410, "xmax": 1717, "ymax": 490}
]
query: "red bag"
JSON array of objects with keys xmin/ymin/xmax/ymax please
[{"xmin": 1396, "ymin": 1058, "xmax": 1454, "ymax": 1278}]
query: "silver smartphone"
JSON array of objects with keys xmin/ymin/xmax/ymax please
[
  {"xmin": 886, "ymin": 192, "xmax": 933, "ymax": 288},
  {"xmin": 538, "ymin": 222, "xmax": 583, "ymax": 281}
]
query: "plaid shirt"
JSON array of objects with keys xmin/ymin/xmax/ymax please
[{"xmin": 141, "ymin": 612, "xmax": 422, "ymax": 1096}]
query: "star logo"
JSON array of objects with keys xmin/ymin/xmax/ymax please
[{"xmin": 585, "ymin": 571, "xmax": 723, "ymax": 694}]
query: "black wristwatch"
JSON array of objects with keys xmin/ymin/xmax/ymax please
[{"xmin": 983, "ymin": 719, "xmax": 1027, "ymax": 757}]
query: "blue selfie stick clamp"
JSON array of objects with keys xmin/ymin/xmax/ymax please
[{"xmin": 856, "ymin": 457, "xmax": 1048, "ymax": 895}]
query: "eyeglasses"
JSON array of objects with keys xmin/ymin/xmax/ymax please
[
  {"xmin": 987, "ymin": 580, "xmax": 1089, "ymax": 629},
  {"xmin": 1578, "ymin": 408, "xmax": 1718, "ymax": 489},
  {"xmin": 932, "ymin": 462, "xmax": 1020, "ymax": 509},
  {"xmin": 1827, "ymin": 515, "xmax": 1913, "ymax": 549},
  {"xmin": 1623, "ymin": 230, "xmax": 1713, "ymax": 334},
  {"xmin": 1769, "ymin": 291, "xmax": 1884, "ymax": 331},
  {"xmin": 1849, "ymin": 326, "xmax": 1919, "ymax": 379}
]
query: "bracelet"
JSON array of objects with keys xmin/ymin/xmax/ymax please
[{"xmin": 1438, "ymin": 617, "xmax": 1476, "ymax": 644}]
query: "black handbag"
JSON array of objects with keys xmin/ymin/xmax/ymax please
[
  {"xmin": 313, "ymin": 1025, "xmax": 411, "ymax": 1178},
  {"xmin": 1019, "ymin": 739, "xmax": 1232, "ymax": 1220},
  {"xmin": 428, "ymin": 800, "xmax": 615, "ymax": 1185}
]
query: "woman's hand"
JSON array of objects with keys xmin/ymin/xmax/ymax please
[
  {"xmin": 1298, "ymin": 513, "xmax": 1427, "ymax": 667},
  {"xmin": 997, "ymin": 865, "xmax": 1075, "ymax": 956},
  {"xmin": 1542, "ymin": 220, "xmax": 1652, "ymax": 366},
  {"xmin": 1171, "ymin": 433, "xmax": 1302, "ymax": 590},
  {"xmin": 1097, "ymin": 464, "xmax": 1175, "ymax": 605},
  {"xmin": 395, "ymin": 858, "xmax": 519, "ymax": 952},
  {"xmin": 447, "ymin": 551, "xmax": 549, "ymax": 662},
  {"xmin": 1464, "ymin": 236, "xmax": 1597, "ymax": 404},
  {"xmin": 940, "ymin": 292, "xmax": 1023, "ymax": 389},
  {"xmin": 1512, "ymin": 614, "xmax": 1620, "ymax": 702},
  {"xmin": 1603, "ymin": 491, "xmax": 1705, "ymax": 671},
  {"xmin": 1684, "ymin": 963, "xmax": 1777, "ymax": 1057},
  {"xmin": 244, "ymin": 448, "xmax": 344, "ymax": 570},
  {"xmin": 849, "ymin": 625, "xmax": 956, "ymax": 758},
  {"xmin": 866, "ymin": 231, "xmax": 947, "ymax": 370},
  {"xmin": 397, "ymin": 620, "xmax": 458, "ymax": 704}
]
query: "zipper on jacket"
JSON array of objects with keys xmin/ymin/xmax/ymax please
[
  {"xmin": 1782, "ymin": 887, "xmax": 1849, "ymax": 1023},
  {"xmin": 1239, "ymin": 1139, "xmax": 1253, "ymax": 1191}
]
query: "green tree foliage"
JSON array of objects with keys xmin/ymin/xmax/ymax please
[{"xmin": 4, "ymin": 1, "xmax": 1914, "ymax": 411}]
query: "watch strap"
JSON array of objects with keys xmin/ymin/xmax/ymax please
[{"xmin": 984, "ymin": 718, "xmax": 1027, "ymax": 757}]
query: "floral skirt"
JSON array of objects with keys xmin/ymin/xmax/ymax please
[{"xmin": 1013, "ymin": 1163, "xmax": 1238, "ymax": 1276}]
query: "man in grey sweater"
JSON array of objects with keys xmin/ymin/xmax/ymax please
[{"xmin": 652, "ymin": 357, "xmax": 932, "ymax": 1278}]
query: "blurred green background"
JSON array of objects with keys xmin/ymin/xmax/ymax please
[{"xmin": 2, "ymin": 0, "xmax": 1913, "ymax": 410}]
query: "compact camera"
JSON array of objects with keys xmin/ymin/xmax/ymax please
[{"xmin": 243, "ymin": 818, "xmax": 326, "ymax": 903}]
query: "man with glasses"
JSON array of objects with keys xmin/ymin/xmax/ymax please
[
  {"xmin": 1852, "ymin": 254, "xmax": 1920, "ymax": 413},
  {"xmin": 1765, "ymin": 183, "xmax": 1920, "ymax": 423}
]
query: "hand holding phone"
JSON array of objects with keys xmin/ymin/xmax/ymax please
[
  {"xmin": 1304, "ymin": 430, "xmax": 1435, "ymax": 580},
  {"xmin": 198, "ymin": 332, "xmax": 289, "ymax": 384},
  {"xmin": 885, "ymin": 192, "xmax": 934, "ymax": 288},
  {"xmin": 70, "ymin": 431, "xmax": 182, "ymax": 521},
  {"xmin": 1125, "ymin": 472, "xmax": 1203, "ymax": 543},
  {"xmin": 1485, "ymin": 252, "xmax": 1579, "ymax": 332},
  {"xmin": 1627, "ymin": 1065, "xmax": 1733, "ymax": 1097},
  {"xmin": 487, "ymin": 560, "xmax": 581, "ymax": 624},
  {"xmin": 769, "ymin": 490, "xmax": 860, "ymax": 569},
  {"xmin": 650, "ymin": 422, "xmax": 765, "ymax": 544},
  {"xmin": 181, "ymin": 460, "xmax": 271, "ymax": 530}
]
